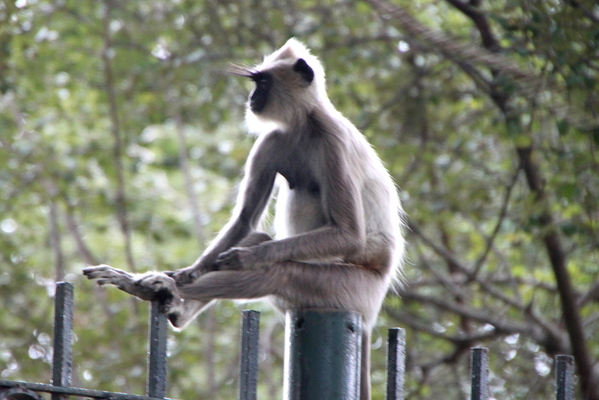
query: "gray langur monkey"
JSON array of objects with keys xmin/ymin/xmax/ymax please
[{"xmin": 83, "ymin": 38, "xmax": 405, "ymax": 400}]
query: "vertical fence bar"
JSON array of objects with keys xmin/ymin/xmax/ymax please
[
  {"xmin": 555, "ymin": 355, "xmax": 575, "ymax": 400},
  {"xmin": 386, "ymin": 328, "xmax": 406, "ymax": 400},
  {"xmin": 52, "ymin": 282, "xmax": 74, "ymax": 400},
  {"xmin": 284, "ymin": 309, "xmax": 362, "ymax": 400},
  {"xmin": 147, "ymin": 301, "xmax": 168, "ymax": 399},
  {"xmin": 239, "ymin": 310, "xmax": 260, "ymax": 400},
  {"xmin": 470, "ymin": 347, "xmax": 489, "ymax": 400}
]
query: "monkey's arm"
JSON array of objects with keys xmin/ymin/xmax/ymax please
[
  {"xmin": 218, "ymin": 138, "xmax": 366, "ymax": 268},
  {"xmin": 172, "ymin": 134, "xmax": 279, "ymax": 282}
]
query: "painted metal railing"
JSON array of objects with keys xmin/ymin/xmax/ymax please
[
  {"xmin": 0, "ymin": 281, "xmax": 577, "ymax": 400},
  {"xmin": 1, "ymin": 282, "xmax": 170, "ymax": 400}
]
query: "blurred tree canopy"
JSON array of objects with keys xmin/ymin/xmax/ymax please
[{"xmin": 1, "ymin": 0, "xmax": 598, "ymax": 399}]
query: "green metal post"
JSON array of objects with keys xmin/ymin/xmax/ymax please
[{"xmin": 283, "ymin": 309, "xmax": 362, "ymax": 400}]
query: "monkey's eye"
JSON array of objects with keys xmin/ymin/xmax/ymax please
[{"xmin": 250, "ymin": 72, "xmax": 272, "ymax": 87}]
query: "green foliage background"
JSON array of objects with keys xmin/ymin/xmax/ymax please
[{"xmin": 1, "ymin": 0, "xmax": 598, "ymax": 399}]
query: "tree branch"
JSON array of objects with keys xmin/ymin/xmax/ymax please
[
  {"xmin": 408, "ymin": 221, "xmax": 471, "ymax": 275},
  {"xmin": 444, "ymin": 0, "xmax": 500, "ymax": 50},
  {"xmin": 365, "ymin": 0, "xmax": 532, "ymax": 81},
  {"xmin": 385, "ymin": 305, "xmax": 499, "ymax": 345},
  {"xmin": 102, "ymin": 0, "xmax": 136, "ymax": 272},
  {"xmin": 63, "ymin": 198, "xmax": 98, "ymax": 266},
  {"xmin": 398, "ymin": 290, "xmax": 544, "ymax": 340},
  {"xmin": 517, "ymin": 145, "xmax": 599, "ymax": 398},
  {"xmin": 48, "ymin": 199, "xmax": 65, "ymax": 282},
  {"xmin": 169, "ymin": 92, "xmax": 206, "ymax": 245},
  {"xmin": 471, "ymin": 167, "xmax": 520, "ymax": 277},
  {"xmin": 367, "ymin": 0, "xmax": 599, "ymax": 128},
  {"xmin": 578, "ymin": 282, "xmax": 599, "ymax": 308},
  {"xmin": 564, "ymin": 0, "xmax": 599, "ymax": 24},
  {"xmin": 442, "ymin": 0, "xmax": 599, "ymax": 394}
]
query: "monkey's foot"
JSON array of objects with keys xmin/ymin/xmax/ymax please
[
  {"xmin": 136, "ymin": 272, "xmax": 181, "ymax": 314},
  {"xmin": 83, "ymin": 265, "xmax": 181, "ymax": 314},
  {"xmin": 214, "ymin": 247, "xmax": 257, "ymax": 270}
]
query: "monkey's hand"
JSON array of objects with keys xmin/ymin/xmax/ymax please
[
  {"xmin": 169, "ymin": 262, "xmax": 211, "ymax": 285},
  {"xmin": 214, "ymin": 247, "xmax": 258, "ymax": 271},
  {"xmin": 83, "ymin": 265, "xmax": 181, "ymax": 314}
]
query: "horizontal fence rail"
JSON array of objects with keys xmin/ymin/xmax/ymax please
[
  {"xmin": 0, "ymin": 281, "xmax": 581, "ymax": 400},
  {"xmin": 0, "ymin": 380, "xmax": 169, "ymax": 400}
]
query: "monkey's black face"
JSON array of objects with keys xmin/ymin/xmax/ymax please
[{"xmin": 249, "ymin": 72, "xmax": 272, "ymax": 114}]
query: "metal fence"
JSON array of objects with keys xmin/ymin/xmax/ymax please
[{"xmin": 0, "ymin": 281, "xmax": 577, "ymax": 400}]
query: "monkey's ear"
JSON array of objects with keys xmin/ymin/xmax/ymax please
[{"xmin": 293, "ymin": 58, "xmax": 314, "ymax": 84}]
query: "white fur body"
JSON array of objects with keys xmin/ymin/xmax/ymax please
[{"xmin": 84, "ymin": 38, "xmax": 405, "ymax": 400}]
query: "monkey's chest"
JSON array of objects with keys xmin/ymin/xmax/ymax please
[
  {"xmin": 279, "ymin": 165, "xmax": 321, "ymax": 197},
  {"xmin": 275, "ymin": 163, "xmax": 327, "ymax": 235},
  {"xmin": 276, "ymin": 186, "xmax": 327, "ymax": 235}
]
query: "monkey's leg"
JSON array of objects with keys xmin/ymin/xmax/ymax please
[
  {"xmin": 83, "ymin": 265, "xmax": 211, "ymax": 329},
  {"xmin": 176, "ymin": 262, "xmax": 376, "ymax": 400},
  {"xmin": 170, "ymin": 231, "xmax": 274, "ymax": 283},
  {"xmin": 83, "ymin": 265, "xmax": 180, "ymax": 312},
  {"xmin": 179, "ymin": 261, "xmax": 381, "ymax": 313},
  {"xmin": 83, "ymin": 265, "xmax": 153, "ymax": 300},
  {"xmin": 160, "ymin": 232, "xmax": 276, "ymax": 328},
  {"xmin": 177, "ymin": 269, "xmax": 280, "ymax": 300}
]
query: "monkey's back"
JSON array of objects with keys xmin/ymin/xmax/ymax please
[{"xmin": 337, "ymin": 111, "xmax": 405, "ymax": 278}]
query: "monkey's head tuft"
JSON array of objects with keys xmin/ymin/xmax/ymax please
[{"xmin": 239, "ymin": 39, "xmax": 330, "ymax": 133}]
